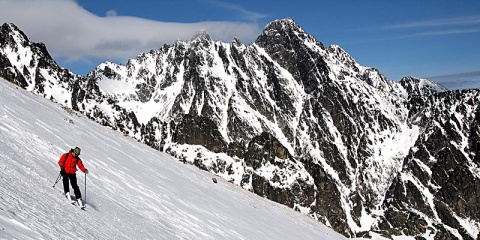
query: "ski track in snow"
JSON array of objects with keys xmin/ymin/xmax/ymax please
[{"xmin": 0, "ymin": 79, "xmax": 352, "ymax": 239}]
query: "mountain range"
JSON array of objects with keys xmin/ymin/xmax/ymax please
[{"xmin": 1, "ymin": 19, "xmax": 479, "ymax": 239}]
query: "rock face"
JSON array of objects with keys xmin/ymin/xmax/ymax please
[
  {"xmin": 1, "ymin": 20, "xmax": 479, "ymax": 239},
  {"xmin": 378, "ymin": 90, "xmax": 480, "ymax": 239},
  {"xmin": 0, "ymin": 23, "xmax": 83, "ymax": 108}
]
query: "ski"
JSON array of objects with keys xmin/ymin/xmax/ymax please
[
  {"xmin": 77, "ymin": 198, "xmax": 86, "ymax": 210},
  {"xmin": 63, "ymin": 193, "xmax": 86, "ymax": 210},
  {"xmin": 71, "ymin": 200, "xmax": 87, "ymax": 211},
  {"xmin": 78, "ymin": 204, "xmax": 86, "ymax": 211}
]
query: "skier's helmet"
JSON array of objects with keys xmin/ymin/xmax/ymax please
[{"xmin": 73, "ymin": 147, "xmax": 81, "ymax": 156}]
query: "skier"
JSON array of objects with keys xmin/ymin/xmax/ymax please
[{"xmin": 58, "ymin": 147, "xmax": 89, "ymax": 207}]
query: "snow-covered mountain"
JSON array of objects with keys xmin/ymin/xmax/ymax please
[
  {"xmin": 400, "ymin": 76, "xmax": 447, "ymax": 98},
  {"xmin": 0, "ymin": 23, "xmax": 82, "ymax": 107},
  {"xmin": 0, "ymin": 78, "xmax": 346, "ymax": 239},
  {"xmin": 1, "ymin": 19, "xmax": 479, "ymax": 239}
]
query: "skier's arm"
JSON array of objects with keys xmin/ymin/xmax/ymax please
[
  {"xmin": 58, "ymin": 153, "xmax": 67, "ymax": 168},
  {"xmin": 77, "ymin": 158, "xmax": 87, "ymax": 172}
]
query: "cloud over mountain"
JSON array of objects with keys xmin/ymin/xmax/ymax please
[{"xmin": 0, "ymin": 0, "xmax": 261, "ymax": 66}]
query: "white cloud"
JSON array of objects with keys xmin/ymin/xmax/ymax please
[
  {"xmin": 383, "ymin": 15, "xmax": 480, "ymax": 29},
  {"xmin": 345, "ymin": 15, "xmax": 480, "ymax": 45},
  {"xmin": 412, "ymin": 27, "xmax": 480, "ymax": 36},
  {"xmin": 0, "ymin": 0, "xmax": 261, "ymax": 65}
]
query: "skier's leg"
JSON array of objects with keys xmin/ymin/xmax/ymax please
[
  {"xmin": 62, "ymin": 174, "xmax": 70, "ymax": 194},
  {"xmin": 70, "ymin": 174, "xmax": 82, "ymax": 199}
]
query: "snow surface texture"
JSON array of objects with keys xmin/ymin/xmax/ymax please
[{"xmin": 0, "ymin": 79, "xmax": 350, "ymax": 239}]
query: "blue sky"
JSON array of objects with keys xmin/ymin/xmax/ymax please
[{"xmin": 1, "ymin": 0, "xmax": 479, "ymax": 88}]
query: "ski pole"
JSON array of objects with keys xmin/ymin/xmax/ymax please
[
  {"xmin": 84, "ymin": 172, "xmax": 87, "ymax": 204},
  {"xmin": 53, "ymin": 172, "xmax": 62, "ymax": 188}
]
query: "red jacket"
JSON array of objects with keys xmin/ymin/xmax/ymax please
[{"xmin": 58, "ymin": 150, "xmax": 86, "ymax": 174}]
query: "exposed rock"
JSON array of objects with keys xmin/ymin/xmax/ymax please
[
  {"xmin": 174, "ymin": 114, "xmax": 228, "ymax": 153},
  {"xmin": 377, "ymin": 90, "xmax": 480, "ymax": 239}
]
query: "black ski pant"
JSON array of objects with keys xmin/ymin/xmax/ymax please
[{"xmin": 62, "ymin": 173, "xmax": 82, "ymax": 199}]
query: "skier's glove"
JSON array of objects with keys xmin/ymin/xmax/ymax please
[
  {"xmin": 60, "ymin": 166, "xmax": 65, "ymax": 176},
  {"xmin": 84, "ymin": 169, "xmax": 89, "ymax": 174}
]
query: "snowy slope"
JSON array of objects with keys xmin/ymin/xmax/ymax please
[{"xmin": 0, "ymin": 78, "xmax": 347, "ymax": 239}]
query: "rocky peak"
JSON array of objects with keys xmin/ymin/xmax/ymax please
[
  {"xmin": 0, "ymin": 22, "xmax": 82, "ymax": 108},
  {"xmin": 0, "ymin": 23, "xmax": 29, "ymax": 48},
  {"xmin": 188, "ymin": 29, "xmax": 213, "ymax": 51},
  {"xmin": 191, "ymin": 29, "xmax": 212, "ymax": 42},
  {"xmin": 400, "ymin": 76, "xmax": 447, "ymax": 98},
  {"xmin": 1, "ymin": 23, "xmax": 24, "ymax": 37},
  {"xmin": 258, "ymin": 18, "xmax": 303, "ymax": 37},
  {"xmin": 0, "ymin": 22, "xmax": 54, "ymax": 63},
  {"xmin": 254, "ymin": 18, "xmax": 328, "ymax": 94},
  {"xmin": 231, "ymin": 37, "xmax": 243, "ymax": 47},
  {"xmin": 255, "ymin": 18, "xmax": 316, "ymax": 48}
]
